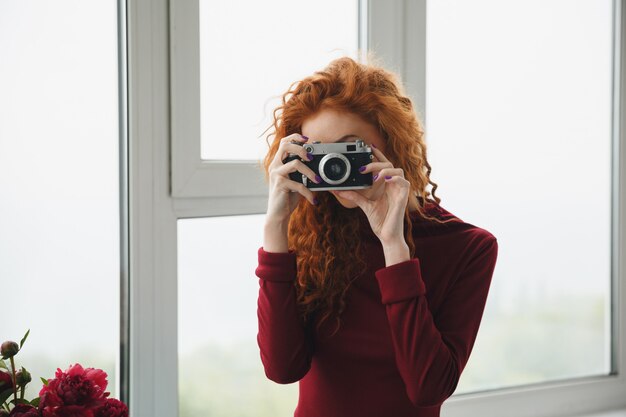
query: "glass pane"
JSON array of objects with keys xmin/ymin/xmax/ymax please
[
  {"xmin": 199, "ymin": 0, "xmax": 359, "ymax": 161},
  {"xmin": 426, "ymin": 0, "xmax": 613, "ymax": 393},
  {"xmin": 178, "ymin": 215, "xmax": 298, "ymax": 417},
  {"xmin": 0, "ymin": 0, "xmax": 120, "ymax": 400}
]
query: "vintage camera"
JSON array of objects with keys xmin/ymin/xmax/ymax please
[{"xmin": 282, "ymin": 138, "xmax": 374, "ymax": 191}]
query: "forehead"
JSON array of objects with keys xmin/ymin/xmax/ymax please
[{"xmin": 301, "ymin": 108, "xmax": 378, "ymax": 141}]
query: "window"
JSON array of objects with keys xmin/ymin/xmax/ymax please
[
  {"xmin": 177, "ymin": 215, "xmax": 300, "ymax": 416},
  {"xmin": 426, "ymin": 0, "xmax": 613, "ymax": 393},
  {"xmin": 170, "ymin": 0, "xmax": 363, "ymax": 199},
  {"xmin": 0, "ymin": 0, "xmax": 121, "ymax": 400},
  {"xmin": 175, "ymin": 2, "xmax": 361, "ymax": 415},
  {"xmin": 199, "ymin": 0, "xmax": 359, "ymax": 161},
  {"xmin": 127, "ymin": 0, "xmax": 626, "ymax": 415}
]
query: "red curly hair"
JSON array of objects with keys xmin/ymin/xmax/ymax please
[{"xmin": 261, "ymin": 56, "xmax": 457, "ymax": 336}]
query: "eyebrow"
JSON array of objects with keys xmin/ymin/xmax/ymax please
[{"xmin": 335, "ymin": 134, "xmax": 360, "ymax": 142}]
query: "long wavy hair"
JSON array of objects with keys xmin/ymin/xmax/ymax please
[{"xmin": 261, "ymin": 56, "xmax": 457, "ymax": 336}]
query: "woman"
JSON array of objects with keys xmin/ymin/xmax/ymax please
[{"xmin": 254, "ymin": 56, "xmax": 498, "ymax": 417}]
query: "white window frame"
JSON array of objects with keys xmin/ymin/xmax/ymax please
[
  {"xmin": 126, "ymin": 0, "xmax": 626, "ymax": 416},
  {"xmin": 169, "ymin": 0, "xmax": 267, "ymax": 202}
]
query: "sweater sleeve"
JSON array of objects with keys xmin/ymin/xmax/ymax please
[
  {"xmin": 374, "ymin": 236, "xmax": 498, "ymax": 407},
  {"xmin": 254, "ymin": 246, "xmax": 314, "ymax": 384}
]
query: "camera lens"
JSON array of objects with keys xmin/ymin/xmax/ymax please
[
  {"xmin": 324, "ymin": 158, "xmax": 347, "ymax": 181},
  {"xmin": 319, "ymin": 153, "xmax": 351, "ymax": 185}
]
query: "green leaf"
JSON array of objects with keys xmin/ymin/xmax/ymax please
[
  {"xmin": 40, "ymin": 377, "xmax": 48, "ymax": 386},
  {"xmin": 0, "ymin": 360, "xmax": 7, "ymax": 371},
  {"xmin": 19, "ymin": 329, "xmax": 30, "ymax": 349},
  {"xmin": 30, "ymin": 396, "xmax": 40, "ymax": 407},
  {"xmin": 0, "ymin": 388, "xmax": 13, "ymax": 405}
]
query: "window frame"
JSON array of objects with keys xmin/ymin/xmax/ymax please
[
  {"xmin": 168, "ymin": 0, "xmax": 369, "ymax": 203},
  {"xmin": 126, "ymin": 0, "xmax": 626, "ymax": 415}
]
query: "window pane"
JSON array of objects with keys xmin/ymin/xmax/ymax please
[
  {"xmin": 0, "ymin": 0, "xmax": 120, "ymax": 399},
  {"xmin": 199, "ymin": 0, "xmax": 359, "ymax": 161},
  {"xmin": 426, "ymin": 0, "xmax": 613, "ymax": 393},
  {"xmin": 178, "ymin": 215, "xmax": 298, "ymax": 417}
]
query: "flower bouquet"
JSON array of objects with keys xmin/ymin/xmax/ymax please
[{"xmin": 0, "ymin": 330, "xmax": 128, "ymax": 417}]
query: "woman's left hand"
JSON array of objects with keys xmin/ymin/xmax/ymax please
[{"xmin": 334, "ymin": 146, "xmax": 410, "ymax": 246}]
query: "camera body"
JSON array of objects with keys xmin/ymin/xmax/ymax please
[{"xmin": 282, "ymin": 139, "xmax": 374, "ymax": 191}]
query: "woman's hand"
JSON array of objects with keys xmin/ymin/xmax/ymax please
[
  {"xmin": 266, "ymin": 133, "xmax": 321, "ymax": 226},
  {"xmin": 264, "ymin": 133, "xmax": 322, "ymax": 253},
  {"xmin": 334, "ymin": 146, "xmax": 410, "ymax": 247}
]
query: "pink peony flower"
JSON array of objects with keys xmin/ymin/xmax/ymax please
[
  {"xmin": 40, "ymin": 405, "xmax": 92, "ymax": 417},
  {"xmin": 8, "ymin": 404, "xmax": 39, "ymax": 417},
  {"xmin": 38, "ymin": 364, "xmax": 110, "ymax": 416},
  {"xmin": 94, "ymin": 399, "xmax": 128, "ymax": 417}
]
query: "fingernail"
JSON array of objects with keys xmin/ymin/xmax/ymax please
[
  {"xmin": 373, "ymin": 174, "xmax": 378, "ymax": 181},
  {"xmin": 358, "ymin": 166, "xmax": 366, "ymax": 172},
  {"xmin": 307, "ymin": 152, "xmax": 314, "ymax": 161},
  {"xmin": 315, "ymin": 175, "xmax": 322, "ymax": 183},
  {"xmin": 385, "ymin": 175, "xmax": 392, "ymax": 180},
  {"xmin": 371, "ymin": 143, "xmax": 377, "ymax": 148},
  {"xmin": 313, "ymin": 197, "xmax": 319, "ymax": 205},
  {"xmin": 301, "ymin": 135, "xmax": 309, "ymax": 140}
]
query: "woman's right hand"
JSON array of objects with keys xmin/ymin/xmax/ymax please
[{"xmin": 266, "ymin": 133, "xmax": 321, "ymax": 225}]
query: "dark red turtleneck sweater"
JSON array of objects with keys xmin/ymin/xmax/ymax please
[{"xmin": 254, "ymin": 202, "xmax": 498, "ymax": 417}]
